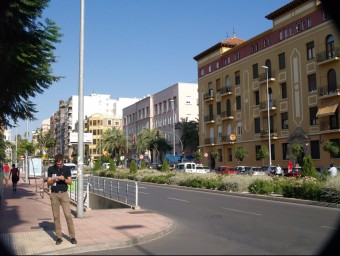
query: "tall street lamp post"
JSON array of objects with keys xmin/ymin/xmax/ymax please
[
  {"xmin": 125, "ymin": 116, "xmax": 128, "ymax": 168},
  {"xmin": 261, "ymin": 65, "xmax": 272, "ymax": 168},
  {"xmin": 170, "ymin": 99, "xmax": 175, "ymax": 157}
]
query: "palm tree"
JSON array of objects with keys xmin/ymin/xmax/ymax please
[
  {"xmin": 175, "ymin": 118, "xmax": 199, "ymax": 153},
  {"xmin": 136, "ymin": 128, "xmax": 159, "ymax": 162},
  {"xmin": 101, "ymin": 127, "xmax": 126, "ymax": 160}
]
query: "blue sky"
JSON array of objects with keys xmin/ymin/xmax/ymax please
[{"xmin": 16, "ymin": 0, "xmax": 290, "ymax": 138}]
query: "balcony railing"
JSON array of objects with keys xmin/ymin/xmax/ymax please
[
  {"xmin": 220, "ymin": 135, "xmax": 235, "ymax": 143},
  {"xmin": 220, "ymin": 86, "xmax": 233, "ymax": 95},
  {"xmin": 204, "ymin": 137, "xmax": 216, "ymax": 145},
  {"xmin": 318, "ymin": 85, "xmax": 340, "ymax": 97},
  {"xmin": 203, "ymin": 91, "xmax": 214, "ymax": 100},
  {"xmin": 221, "ymin": 110, "xmax": 234, "ymax": 119},
  {"xmin": 320, "ymin": 121, "xmax": 340, "ymax": 131},
  {"xmin": 260, "ymin": 100, "xmax": 277, "ymax": 111},
  {"xmin": 260, "ymin": 129, "xmax": 278, "ymax": 139},
  {"xmin": 316, "ymin": 48, "xmax": 340, "ymax": 63},
  {"xmin": 258, "ymin": 70, "xmax": 276, "ymax": 83},
  {"xmin": 204, "ymin": 114, "xmax": 215, "ymax": 123}
]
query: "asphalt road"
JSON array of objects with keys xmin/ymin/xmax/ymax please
[{"xmin": 78, "ymin": 182, "xmax": 340, "ymax": 255}]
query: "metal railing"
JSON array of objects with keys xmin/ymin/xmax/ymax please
[{"xmin": 70, "ymin": 176, "xmax": 139, "ymax": 208}]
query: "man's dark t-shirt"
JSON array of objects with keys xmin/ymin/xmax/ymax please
[{"xmin": 48, "ymin": 165, "xmax": 71, "ymax": 192}]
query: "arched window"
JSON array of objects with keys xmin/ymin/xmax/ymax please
[
  {"xmin": 265, "ymin": 59, "xmax": 272, "ymax": 78},
  {"xmin": 327, "ymin": 69, "xmax": 337, "ymax": 93},
  {"xmin": 326, "ymin": 35, "xmax": 335, "ymax": 59},
  {"xmin": 225, "ymin": 75, "xmax": 231, "ymax": 88}
]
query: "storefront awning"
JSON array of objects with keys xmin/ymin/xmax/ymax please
[{"xmin": 316, "ymin": 103, "xmax": 339, "ymax": 117}]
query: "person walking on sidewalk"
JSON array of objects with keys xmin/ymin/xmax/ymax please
[
  {"xmin": 9, "ymin": 163, "xmax": 20, "ymax": 191},
  {"xmin": 47, "ymin": 153, "xmax": 77, "ymax": 245},
  {"xmin": 3, "ymin": 163, "xmax": 10, "ymax": 187}
]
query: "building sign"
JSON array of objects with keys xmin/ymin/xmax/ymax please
[{"xmin": 70, "ymin": 132, "xmax": 93, "ymax": 144}]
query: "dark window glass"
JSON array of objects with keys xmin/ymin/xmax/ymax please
[
  {"xmin": 311, "ymin": 140, "xmax": 320, "ymax": 159},
  {"xmin": 279, "ymin": 53, "xmax": 286, "ymax": 70}
]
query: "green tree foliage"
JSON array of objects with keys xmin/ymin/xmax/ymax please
[
  {"xmin": 129, "ymin": 160, "xmax": 137, "ymax": 174},
  {"xmin": 194, "ymin": 150, "xmax": 202, "ymax": 163},
  {"xmin": 257, "ymin": 147, "xmax": 268, "ymax": 165},
  {"xmin": 161, "ymin": 158, "xmax": 169, "ymax": 172},
  {"xmin": 288, "ymin": 143, "xmax": 304, "ymax": 166},
  {"xmin": 175, "ymin": 118, "xmax": 199, "ymax": 152},
  {"xmin": 302, "ymin": 155, "xmax": 319, "ymax": 178},
  {"xmin": 0, "ymin": 132, "xmax": 7, "ymax": 161},
  {"xmin": 94, "ymin": 160, "xmax": 101, "ymax": 171},
  {"xmin": 140, "ymin": 161, "xmax": 147, "ymax": 169},
  {"xmin": 323, "ymin": 141, "xmax": 340, "ymax": 158},
  {"xmin": 35, "ymin": 128, "xmax": 55, "ymax": 157},
  {"xmin": 101, "ymin": 127, "xmax": 126, "ymax": 159},
  {"xmin": 234, "ymin": 147, "xmax": 247, "ymax": 162},
  {"xmin": 0, "ymin": 0, "xmax": 63, "ymax": 128}
]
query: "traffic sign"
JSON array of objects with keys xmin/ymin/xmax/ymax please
[
  {"xmin": 139, "ymin": 154, "xmax": 144, "ymax": 160},
  {"xmin": 204, "ymin": 153, "xmax": 208, "ymax": 158}
]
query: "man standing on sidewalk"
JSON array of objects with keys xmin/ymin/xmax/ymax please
[{"xmin": 47, "ymin": 153, "xmax": 77, "ymax": 245}]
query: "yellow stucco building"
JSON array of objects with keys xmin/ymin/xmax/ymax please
[{"xmin": 194, "ymin": 0, "xmax": 340, "ymax": 170}]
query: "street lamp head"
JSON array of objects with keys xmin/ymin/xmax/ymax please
[{"xmin": 261, "ymin": 65, "xmax": 268, "ymax": 69}]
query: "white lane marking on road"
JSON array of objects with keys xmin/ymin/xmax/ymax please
[
  {"xmin": 168, "ymin": 197, "xmax": 189, "ymax": 203},
  {"xmin": 139, "ymin": 186, "xmax": 148, "ymax": 189},
  {"xmin": 221, "ymin": 207, "xmax": 262, "ymax": 216},
  {"xmin": 321, "ymin": 226, "xmax": 337, "ymax": 230},
  {"xmin": 139, "ymin": 191, "xmax": 150, "ymax": 194}
]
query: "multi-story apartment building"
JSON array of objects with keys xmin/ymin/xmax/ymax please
[
  {"xmin": 194, "ymin": 0, "xmax": 340, "ymax": 170},
  {"xmin": 84, "ymin": 113, "xmax": 122, "ymax": 162},
  {"xmin": 46, "ymin": 93, "xmax": 139, "ymax": 160},
  {"xmin": 123, "ymin": 82, "xmax": 198, "ymax": 161}
]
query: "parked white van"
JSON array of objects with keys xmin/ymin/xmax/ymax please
[{"xmin": 175, "ymin": 162, "xmax": 209, "ymax": 173}]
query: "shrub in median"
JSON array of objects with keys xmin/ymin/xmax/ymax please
[{"xmin": 248, "ymin": 179, "xmax": 274, "ymax": 195}]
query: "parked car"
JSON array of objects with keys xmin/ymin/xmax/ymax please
[
  {"xmin": 64, "ymin": 163, "xmax": 77, "ymax": 180},
  {"xmin": 261, "ymin": 165, "xmax": 277, "ymax": 176},
  {"xmin": 215, "ymin": 166, "xmax": 237, "ymax": 175},
  {"xmin": 284, "ymin": 167, "xmax": 302, "ymax": 177},
  {"xmin": 174, "ymin": 162, "xmax": 207, "ymax": 173},
  {"xmin": 147, "ymin": 163, "xmax": 162, "ymax": 170},
  {"xmin": 196, "ymin": 164, "xmax": 211, "ymax": 173},
  {"xmin": 238, "ymin": 166, "xmax": 265, "ymax": 176}
]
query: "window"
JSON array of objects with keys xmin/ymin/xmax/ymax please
[
  {"xmin": 281, "ymin": 112, "xmax": 288, "ymax": 129},
  {"xmin": 279, "ymin": 53, "xmax": 286, "ymax": 70},
  {"xmin": 309, "ymin": 107, "xmax": 318, "ymax": 125},
  {"xmin": 200, "ymin": 69, "xmax": 204, "ymax": 76},
  {"xmin": 218, "ymin": 148, "xmax": 222, "ymax": 162},
  {"xmin": 254, "ymin": 118, "xmax": 260, "ymax": 133},
  {"xmin": 311, "ymin": 140, "xmax": 320, "ymax": 159},
  {"xmin": 237, "ymin": 122, "xmax": 242, "ymax": 136},
  {"xmin": 216, "ymin": 102, "xmax": 221, "ymax": 116},
  {"xmin": 107, "ymin": 120, "xmax": 112, "ymax": 126},
  {"xmin": 254, "ymin": 91, "xmax": 260, "ymax": 105},
  {"xmin": 185, "ymin": 96, "xmax": 192, "ymax": 104},
  {"xmin": 228, "ymin": 148, "xmax": 232, "ymax": 162},
  {"xmin": 252, "ymin": 63, "xmax": 258, "ymax": 79},
  {"xmin": 308, "ymin": 73, "xmax": 317, "ymax": 92},
  {"xmin": 281, "ymin": 83, "xmax": 287, "ymax": 99},
  {"xmin": 302, "ymin": 20, "xmax": 306, "ymax": 30},
  {"xmin": 296, "ymin": 22, "xmax": 300, "ymax": 32},
  {"xmin": 306, "ymin": 41, "xmax": 314, "ymax": 60},
  {"xmin": 255, "ymin": 145, "xmax": 261, "ymax": 161},
  {"xmin": 326, "ymin": 35, "xmax": 335, "ymax": 59},
  {"xmin": 282, "ymin": 143, "xmax": 288, "ymax": 160},
  {"xmin": 235, "ymin": 71, "xmax": 240, "ymax": 85},
  {"xmin": 218, "ymin": 125, "xmax": 222, "ymax": 139},
  {"xmin": 307, "ymin": 17, "xmax": 312, "ymax": 28},
  {"xmin": 208, "ymin": 65, "xmax": 212, "ymax": 73},
  {"xmin": 216, "ymin": 79, "xmax": 221, "ymax": 92},
  {"xmin": 216, "ymin": 62, "xmax": 220, "ymax": 69},
  {"xmin": 236, "ymin": 96, "xmax": 241, "ymax": 110}
]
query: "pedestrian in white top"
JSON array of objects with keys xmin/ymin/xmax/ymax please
[
  {"xmin": 275, "ymin": 164, "xmax": 282, "ymax": 176},
  {"xmin": 328, "ymin": 164, "xmax": 338, "ymax": 177}
]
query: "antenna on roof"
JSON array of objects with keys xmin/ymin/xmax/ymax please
[
  {"xmin": 226, "ymin": 32, "xmax": 229, "ymax": 39},
  {"xmin": 232, "ymin": 27, "xmax": 236, "ymax": 38}
]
